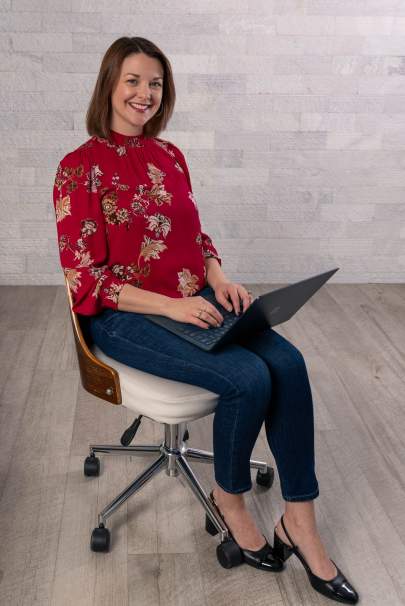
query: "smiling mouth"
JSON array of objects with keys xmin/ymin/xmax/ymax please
[{"xmin": 128, "ymin": 102, "xmax": 151, "ymax": 112}]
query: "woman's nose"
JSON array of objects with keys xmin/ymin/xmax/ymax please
[{"xmin": 138, "ymin": 81, "xmax": 152, "ymax": 99}]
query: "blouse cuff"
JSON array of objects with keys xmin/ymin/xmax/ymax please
[
  {"xmin": 99, "ymin": 277, "xmax": 126, "ymax": 310},
  {"xmin": 201, "ymin": 233, "xmax": 222, "ymax": 266}
]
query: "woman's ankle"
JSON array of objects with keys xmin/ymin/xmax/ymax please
[
  {"xmin": 214, "ymin": 485, "xmax": 246, "ymax": 512},
  {"xmin": 284, "ymin": 502, "xmax": 317, "ymax": 534},
  {"xmin": 213, "ymin": 486, "xmax": 266, "ymax": 550}
]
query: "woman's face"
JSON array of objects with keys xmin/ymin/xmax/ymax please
[{"xmin": 110, "ymin": 52, "xmax": 164, "ymax": 136}]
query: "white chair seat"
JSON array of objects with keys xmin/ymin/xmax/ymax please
[{"xmin": 93, "ymin": 345, "xmax": 219, "ymax": 424}]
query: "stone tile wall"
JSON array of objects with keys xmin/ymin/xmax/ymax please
[{"xmin": 1, "ymin": 0, "xmax": 404, "ymax": 284}]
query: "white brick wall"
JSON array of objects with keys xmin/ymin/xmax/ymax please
[{"xmin": 0, "ymin": 1, "xmax": 404, "ymax": 284}]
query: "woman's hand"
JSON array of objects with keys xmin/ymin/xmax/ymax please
[
  {"xmin": 213, "ymin": 281, "xmax": 253, "ymax": 315},
  {"xmin": 166, "ymin": 296, "xmax": 224, "ymax": 329}
]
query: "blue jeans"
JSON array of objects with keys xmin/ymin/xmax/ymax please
[{"xmin": 86, "ymin": 287, "xmax": 319, "ymax": 502}]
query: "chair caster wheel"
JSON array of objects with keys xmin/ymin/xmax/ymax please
[
  {"xmin": 216, "ymin": 539, "xmax": 243, "ymax": 569},
  {"xmin": 84, "ymin": 455, "xmax": 100, "ymax": 477},
  {"xmin": 256, "ymin": 466, "xmax": 274, "ymax": 489},
  {"xmin": 90, "ymin": 525, "xmax": 110, "ymax": 552}
]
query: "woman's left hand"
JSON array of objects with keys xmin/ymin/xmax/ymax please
[{"xmin": 213, "ymin": 281, "xmax": 253, "ymax": 315}]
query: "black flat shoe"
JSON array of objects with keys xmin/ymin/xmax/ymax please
[
  {"xmin": 273, "ymin": 515, "xmax": 359, "ymax": 604},
  {"xmin": 205, "ymin": 490, "xmax": 283, "ymax": 572}
]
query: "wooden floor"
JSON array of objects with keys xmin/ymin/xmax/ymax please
[{"xmin": 0, "ymin": 283, "xmax": 404, "ymax": 606}]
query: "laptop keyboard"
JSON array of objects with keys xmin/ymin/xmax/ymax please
[{"xmin": 176, "ymin": 291, "xmax": 240, "ymax": 346}]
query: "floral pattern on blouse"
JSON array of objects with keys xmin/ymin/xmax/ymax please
[
  {"xmin": 154, "ymin": 138, "xmax": 176, "ymax": 158},
  {"xmin": 177, "ymin": 268, "xmax": 200, "ymax": 297},
  {"xmin": 52, "ymin": 130, "xmax": 221, "ymax": 315}
]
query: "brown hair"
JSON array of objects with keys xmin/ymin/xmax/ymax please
[{"xmin": 86, "ymin": 37, "xmax": 176, "ymax": 141}]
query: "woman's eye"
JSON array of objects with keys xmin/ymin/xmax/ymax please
[{"xmin": 127, "ymin": 80, "xmax": 162, "ymax": 87}]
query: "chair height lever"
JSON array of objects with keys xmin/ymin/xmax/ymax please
[{"xmin": 120, "ymin": 415, "xmax": 143, "ymax": 446}]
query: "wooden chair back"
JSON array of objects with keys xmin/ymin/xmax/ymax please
[{"xmin": 64, "ymin": 278, "xmax": 122, "ymax": 405}]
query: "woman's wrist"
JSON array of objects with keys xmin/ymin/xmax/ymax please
[
  {"xmin": 117, "ymin": 283, "xmax": 171, "ymax": 315},
  {"xmin": 205, "ymin": 257, "xmax": 228, "ymax": 290}
]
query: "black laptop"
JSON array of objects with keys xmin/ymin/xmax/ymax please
[{"xmin": 145, "ymin": 268, "xmax": 339, "ymax": 351}]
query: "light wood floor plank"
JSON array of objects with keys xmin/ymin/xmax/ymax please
[
  {"xmin": 0, "ymin": 286, "xmax": 57, "ymax": 332},
  {"xmin": 322, "ymin": 429, "xmax": 405, "ymax": 605},
  {"xmin": 127, "ymin": 554, "xmax": 160, "ymax": 606},
  {"xmin": 0, "ymin": 368, "xmax": 79, "ymax": 606},
  {"xmin": 36, "ymin": 286, "xmax": 78, "ymax": 372},
  {"xmin": 51, "ymin": 455, "xmax": 99, "ymax": 606},
  {"xmin": 0, "ymin": 325, "xmax": 47, "ymax": 499}
]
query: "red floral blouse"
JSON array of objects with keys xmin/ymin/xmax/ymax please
[{"xmin": 52, "ymin": 130, "xmax": 221, "ymax": 315}]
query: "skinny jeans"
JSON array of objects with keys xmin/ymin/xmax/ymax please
[{"xmin": 86, "ymin": 286, "xmax": 319, "ymax": 501}]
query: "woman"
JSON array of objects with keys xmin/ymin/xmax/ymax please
[{"xmin": 53, "ymin": 37, "xmax": 359, "ymax": 604}]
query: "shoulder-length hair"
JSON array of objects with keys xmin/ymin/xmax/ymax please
[{"xmin": 86, "ymin": 37, "xmax": 176, "ymax": 141}]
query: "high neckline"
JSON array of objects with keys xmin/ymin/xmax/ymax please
[{"xmin": 110, "ymin": 129, "xmax": 145, "ymax": 145}]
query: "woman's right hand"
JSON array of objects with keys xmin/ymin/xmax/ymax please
[{"xmin": 165, "ymin": 296, "xmax": 224, "ymax": 329}]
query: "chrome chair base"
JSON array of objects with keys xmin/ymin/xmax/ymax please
[{"xmin": 88, "ymin": 423, "xmax": 271, "ymax": 543}]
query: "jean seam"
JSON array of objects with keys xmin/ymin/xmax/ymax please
[
  {"xmin": 228, "ymin": 395, "xmax": 240, "ymax": 492},
  {"xmin": 94, "ymin": 321, "xmax": 241, "ymax": 399}
]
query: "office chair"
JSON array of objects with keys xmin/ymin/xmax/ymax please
[{"xmin": 65, "ymin": 279, "xmax": 275, "ymax": 568}]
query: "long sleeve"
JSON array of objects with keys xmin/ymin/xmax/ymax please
[
  {"xmin": 52, "ymin": 147, "xmax": 126, "ymax": 315},
  {"xmin": 169, "ymin": 143, "xmax": 222, "ymax": 265}
]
